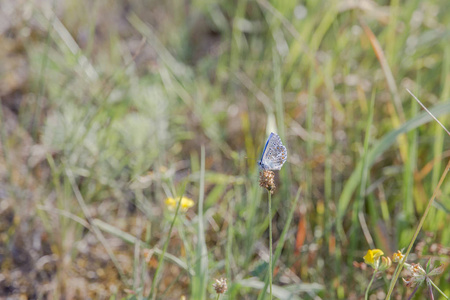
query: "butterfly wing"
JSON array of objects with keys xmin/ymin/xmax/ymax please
[
  {"xmin": 260, "ymin": 132, "xmax": 287, "ymax": 170},
  {"xmin": 259, "ymin": 132, "xmax": 273, "ymax": 163}
]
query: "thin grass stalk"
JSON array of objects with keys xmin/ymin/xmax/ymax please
[
  {"xmin": 148, "ymin": 186, "xmax": 186, "ymax": 300},
  {"xmin": 385, "ymin": 159, "xmax": 450, "ymax": 299},
  {"xmin": 431, "ymin": 49, "xmax": 449, "ymax": 218},
  {"xmin": 229, "ymin": 0, "xmax": 246, "ymax": 79},
  {"xmin": 428, "ymin": 281, "xmax": 435, "ymax": 300},
  {"xmin": 0, "ymin": 105, "xmax": 9, "ymax": 173},
  {"xmin": 365, "ymin": 271, "xmax": 377, "ymax": 300},
  {"xmin": 356, "ymin": 91, "xmax": 376, "ymax": 250},
  {"xmin": 324, "ymin": 78, "xmax": 332, "ymax": 259},
  {"xmin": 65, "ymin": 167, "xmax": 126, "ymax": 281},
  {"xmin": 428, "ymin": 279, "xmax": 449, "ymax": 299},
  {"xmin": 32, "ymin": 0, "xmax": 54, "ymax": 138},
  {"xmin": 305, "ymin": 69, "xmax": 316, "ymax": 236},
  {"xmin": 405, "ymin": 91, "xmax": 450, "ymax": 137},
  {"xmin": 403, "ymin": 96, "xmax": 418, "ymax": 220},
  {"xmin": 191, "ymin": 145, "xmax": 208, "ymax": 300},
  {"xmin": 91, "ymin": 218, "xmax": 192, "ymax": 274},
  {"xmin": 268, "ymin": 190, "xmax": 273, "ymax": 300},
  {"xmin": 225, "ymin": 192, "xmax": 234, "ymax": 281},
  {"xmin": 244, "ymin": 175, "xmax": 264, "ymax": 269},
  {"xmin": 258, "ymin": 188, "xmax": 302, "ymax": 300},
  {"xmin": 133, "ymin": 239, "xmax": 141, "ymax": 296}
]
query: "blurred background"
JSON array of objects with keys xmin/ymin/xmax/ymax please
[{"xmin": 0, "ymin": 0, "xmax": 449, "ymax": 299}]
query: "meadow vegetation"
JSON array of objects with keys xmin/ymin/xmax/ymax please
[{"xmin": 0, "ymin": 0, "xmax": 449, "ymax": 299}]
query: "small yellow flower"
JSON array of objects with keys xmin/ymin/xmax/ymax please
[
  {"xmin": 392, "ymin": 250, "xmax": 405, "ymax": 263},
  {"xmin": 363, "ymin": 249, "xmax": 384, "ymax": 269},
  {"xmin": 165, "ymin": 197, "xmax": 195, "ymax": 212}
]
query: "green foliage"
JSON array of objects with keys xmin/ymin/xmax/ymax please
[{"xmin": 1, "ymin": 0, "xmax": 450, "ymax": 299}]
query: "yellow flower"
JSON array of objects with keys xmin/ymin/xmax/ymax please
[
  {"xmin": 165, "ymin": 197, "xmax": 195, "ymax": 212},
  {"xmin": 363, "ymin": 249, "xmax": 384, "ymax": 269},
  {"xmin": 392, "ymin": 250, "xmax": 405, "ymax": 263}
]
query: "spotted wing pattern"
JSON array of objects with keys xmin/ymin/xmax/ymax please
[{"xmin": 259, "ymin": 132, "xmax": 287, "ymax": 170}]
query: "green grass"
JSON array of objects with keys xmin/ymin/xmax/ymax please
[{"xmin": 1, "ymin": 0, "xmax": 450, "ymax": 299}]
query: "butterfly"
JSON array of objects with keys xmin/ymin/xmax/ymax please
[{"xmin": 257, "ymin": 132, "xmax": 287, "ymax": 170}]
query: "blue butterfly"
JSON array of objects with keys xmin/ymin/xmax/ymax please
[{"xmin": 257, "ymin": 132, "xmax": 287, "ymax": 170}]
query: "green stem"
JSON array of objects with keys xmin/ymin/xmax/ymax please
[
  {"xmin": 407, "ymin": 284, "xmax": 420, "ymax": 300},
  {"xmin": 428, "ymin": 281, "xmax": 435, "ymax": 300},
  {"xmin": 148, "ymin": 191, "xmax": 186, "ymax": 300},
  {"xmin": 385, "ymin": 160, "xmax": 450, "ymax": 299},
  {"xmin": 268, "ymin": 190, "xmax": 273, "ymax": 300},
  {"xmin": 428, "ymin": 279, "xmax": 449, "ymax": 299},
  {"xmin": 365, "ymin": 270, "xmax": 377, "ymax": 300},
  {"xmin": 216, "ymin": 294, "xmax": 221, "ymax": 300}
]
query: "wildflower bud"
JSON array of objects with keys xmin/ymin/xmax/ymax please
[
  {"xmin": 213, "ymin": 278, "xmax": 227, "ymax": 294},
  {"xmin": 402, "ymin": 277, "xmax": 416, "ymax": 288},
  {"xmin": 259, "ymin": 170, "xmax": 276, "ymax": 194},
  {"xmin": 392, "ymin": 250, "xmax": 405, "ymax": 263},
  {"xmin": 409, "ymin": 263, "xmax": 426, "ymax": 276},
  {"xmin": 379, "ymin": 256, "xmax": 392, "ymax": 271}
]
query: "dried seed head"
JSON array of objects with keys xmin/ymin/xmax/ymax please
[
  {"xmin": 213, "ymin": 278, "xmax": 227, "ymax": 294},
  {"xmin": 259, "ymin": 170, "xmax": 276, "ymax": 194}
]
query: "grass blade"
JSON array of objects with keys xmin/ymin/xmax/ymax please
[
  {"xmin": 191, "ymin": 146, "xmax": 209, "ymax": 300},
  {"xmin": 337, "ymin": 101, "xmax": 450, "ymax": 233},
  {"xmin": 406, "ymin": 89, "xmax": 450, "ymax": 137}
]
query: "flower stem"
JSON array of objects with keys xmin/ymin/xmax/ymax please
[
  {"xmin": 407, "ymin": 284, "xmax": 420, "ymax": 300},
  {"xmin": 268, "ymin": 190, "xmax": 273, "ymax": 300},
  {"xmin": 148, "ymin": 189, "xmax": 186, "ymax": 300},
  {"xmin": 428, "ymin": 281, "xmax": 435, "ymax": 300},
  {"xmin": 428, "ymin": 279, "xmax": 449, "ymax": 299},
  {"xmin": 216, "ymin": 294, "xmax": 221, "ymax": 300},
  {"xmin": 365, "ymin": 270, "xmax": 377, "ymax": 300}
]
